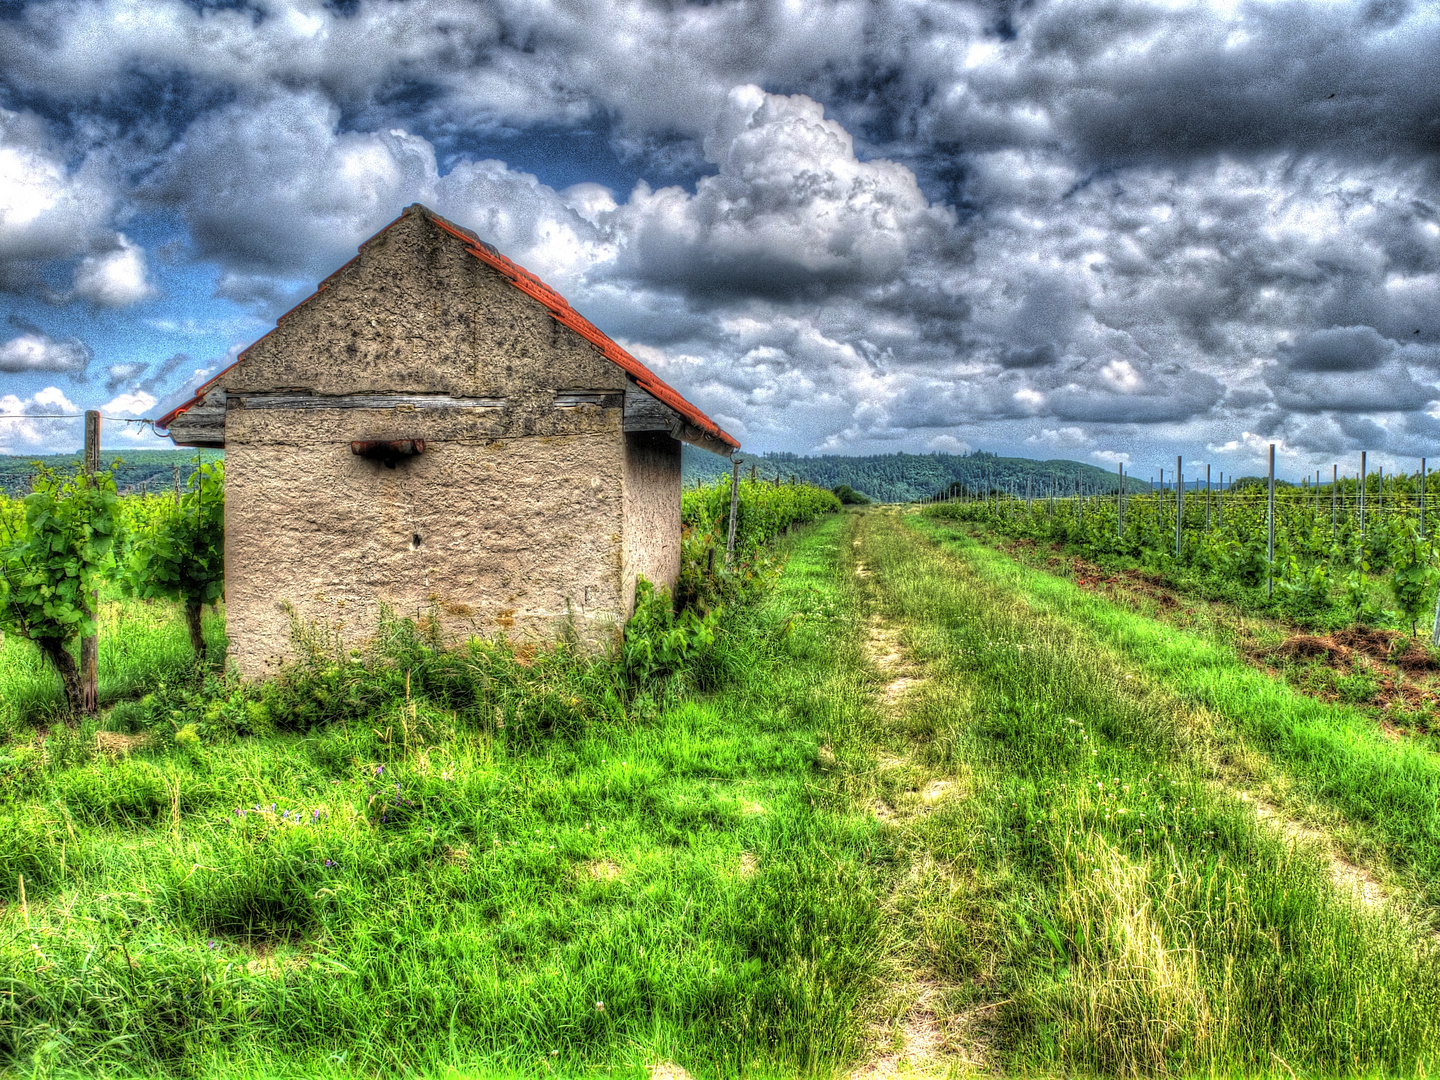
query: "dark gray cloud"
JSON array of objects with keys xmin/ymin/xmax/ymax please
[
  {"xmin": 0, "ymin": 323, "xmax": 91, "ymax": 377},
  {"xmin": 1270, "ymin": 360, "xmax": 1437, "ymax": 413},
  {"xmin": 1, "ymin": 0, "xmax": 1438, "ymax": 472},
  {"xmin": 104, "ymin": 361, "xmax": 146, "ymax": 391},
  {"xmin": 1282, "ymin": 326, "xmax": 1394, "ymax": 372}
]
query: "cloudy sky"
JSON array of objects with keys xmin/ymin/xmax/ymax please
[{"xmin": 0, "ymin": 0, "xmax": 1437, "ymax": 481}]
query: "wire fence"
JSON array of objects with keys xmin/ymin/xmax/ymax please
[
  {"xmin": 0, "ymin": 414, "xmax": 156, "ymax": 424},
  {"xmin": 923, "ymin": 446, "xmax": 1440, "ymax": 639}
]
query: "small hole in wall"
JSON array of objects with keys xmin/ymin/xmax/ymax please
[{"xmin": 412, "ymin": 533, "xmax": 423, "ymax": 548}]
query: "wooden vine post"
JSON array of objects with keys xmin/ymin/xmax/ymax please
[
  {"xmin": 1175, "ymin": 455, "xmax": 1183, "ymax": 559},
  {"xmin": 1267, "ymin": 444, "xmax": 1276, "ymax": 600},
  {"xmin": 1117, "ymin": 462, "xmax": 1124, "ymax": 537},
  {"xmin": 1332, "ymin": 464, "xmax": 1338, "ymax": 539},
  {"xmin": 725, "ymin": 457, "xmax": 741, "ymax": 563},
  {"xmin": 80, "ymin": 410, "xmax": 100, "ymax": 715},
  {"xmin": 1359, "ymin": 451, "xmax": 1367, "ymax": 536}
]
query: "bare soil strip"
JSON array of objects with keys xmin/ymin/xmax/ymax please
[{"xmin": 853, "ymin": 525, "xmax": 991, "ymax": 1076}]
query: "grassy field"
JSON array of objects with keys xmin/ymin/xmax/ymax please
[
  {"xmin": 868, "ymin": 510, "xmax": 1440, "ymax": 1074},
  {"xmin": 1, "ymin": 517, "xmax": 894, "ymax": 1079},
  {"xmin": 4, "ymin": 509, "xmax": 1440, "ymax": 1077}
]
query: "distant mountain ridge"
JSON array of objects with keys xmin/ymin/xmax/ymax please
[
  {"xmin": 682, "ymin": 447, "xmax": 1150, "ymax": 503},
  {"xmin": 4, "ymin": 447, "xmax": 1147, "ymax": 504}
]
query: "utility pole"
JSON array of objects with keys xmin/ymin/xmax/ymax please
[
  {"xmin": 81, "ymin": 411, "xmax": 100, "ymax": 715},
  {"xmin": 1205, "ymin": 463, "xmax": 1211, "ymax": 531}
]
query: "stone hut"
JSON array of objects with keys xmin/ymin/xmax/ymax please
[{"xmin": 157, "ymin": 204, "xmax": 738, "ymax": 677}]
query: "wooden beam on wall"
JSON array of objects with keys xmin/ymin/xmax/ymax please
[
  {"xmin": 167, "ymin": 389, "xmax": 227, "ymax": 448},
  {"xmin": 237, "ymin": 392, "xmax": 506, "ymax": 411},
  {"xmin": 623, "ymin": 385, "xmax": 676, "ymax": 432},
  {"xmin": 556, "ymin": 391, "xmax": 624, "ymax": 409}
]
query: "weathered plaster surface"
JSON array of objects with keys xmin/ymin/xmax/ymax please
[
  {"xmin": 227, "ymin": 210, "xmax": 623, "ymax": 402},
  {"xmin": 220, "ymin": 206, "xmax": 699, "ymax": 676},
  {"xmin": 621, "ymin": 431, "xmax": 682, "ymax": 610},
  {"xmin": 226, "ymin": 427, "xmax": 627, "ymax": 676}
]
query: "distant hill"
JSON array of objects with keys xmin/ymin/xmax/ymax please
[
  {"xmin": 0, "ymin": 449, "xmax": 222, "ymax": 497},
  {"xmin": 682, "ymin": 447, "xmax": 1149, "ymax": 503},
  {"xmin": 4, "ymin": 446, "xmax": 1148, "ymax": 504}
]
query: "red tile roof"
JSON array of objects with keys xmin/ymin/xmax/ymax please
[{"xmin": 158, "ymin": 205, "xmax": 740, "ymax": 452}]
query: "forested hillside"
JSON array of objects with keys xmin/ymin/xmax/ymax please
[
  {"xmin": 0, "ymin": 450, "xmax": 222, "ymax": 496},
  {"xmin": 5, "ymin": 447, "xmax": 1143, "ymax": 504},
  {"xmin": 682, "ymin": 447, "xmax": 1147, "ymax": 503}
]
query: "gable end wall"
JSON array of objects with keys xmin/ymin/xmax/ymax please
[{"xmin": 222, "ymin": 211, "xmax": 648, "ymax": 675}]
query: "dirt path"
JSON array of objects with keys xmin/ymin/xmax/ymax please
[
  {"xmin": 1247, "ymin": 794, "xmax": 1387, "ymax": 907},
  {"xmin": 851, "ymin": 513, "xmax": 992, "ymax": 1077}
]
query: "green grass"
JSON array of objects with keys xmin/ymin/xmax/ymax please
[
  {"xmin": 843, "ymin": 510, "xmax": 1440, "ymax": 1076},
  {"xmin": 8, "ymin": 508, "xmax": 1440, "ymax": 1077},
  {"xmin": 0, "ymin": 595, "xmax": 226, "ymax": 737},
  {"xmin": 912, "ymin": 514, "xmax": 1440, "ymax": 913},
  {"xmin": 0, "ymin": 516, "xmax": 895, "ymax": 1079}
]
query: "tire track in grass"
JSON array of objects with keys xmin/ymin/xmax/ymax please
[
  {"xmin": 913, "ymin": 514, "xmax": 1440, "ymax": 917},
  {"xmin": 850, "ymin": 509, "xmax": 993, "ymax": 1078},
  {"xmin": 859, "ymin": 510, "xmax": 1440, "ymax": 1076},
  {"xmin": 934, "ymin": 516, "xmax": 1399, "ymax": 916}
]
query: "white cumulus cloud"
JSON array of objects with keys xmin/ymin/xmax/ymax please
[
  {"xmin": 0, "ymin": 107, "xmax": 116, "ymax": 287},
  {"xmin": 101, "ymin": 389, "xmax": 157, "ymax": 415},
  {"xmin": 73, "ymin": 234, "xmax": 158, "ymax": 306},
  {"xmin": 0, "ymin": 386, "xmax": 82, "ymax": 452}
]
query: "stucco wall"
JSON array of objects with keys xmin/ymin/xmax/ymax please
[
  {"xmin": 621, "ymin": 430, "xmax": 682, "ymax": 613},
  {"xmin": 228, "ymin": 208, "xmax": 627, "ymax": 404},
  {"xmin": 225, "ymin": 423, "xmax": 627, "ymax": 677},
  {"xmin": 221, "ymin": 208, "xmax": 641, "ymax": 676}
]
